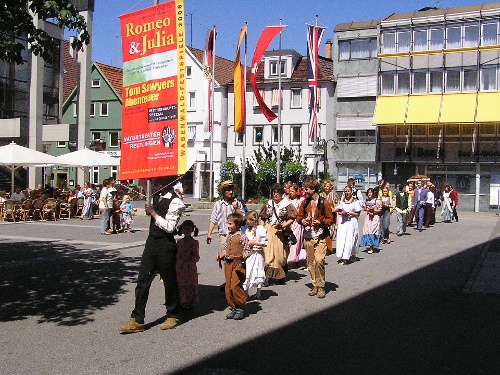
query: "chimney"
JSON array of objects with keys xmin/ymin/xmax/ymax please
[{"xmin": 325, "ymin": 39, "xmax": 333, "ymax": 59}]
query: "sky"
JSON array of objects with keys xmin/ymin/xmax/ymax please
[{"xmin": 87, "ymin": 0, "xmax": 485, "ymax": 67}]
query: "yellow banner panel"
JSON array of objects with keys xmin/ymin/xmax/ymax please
[
  {"xmin": 406, "ymin": 95, "xmax": 441, "ymax": 124},
  {"xmin": 373, "ymin": 96, "xmax": 408, "ymax": 125},
  {"xmin": 476, "ymin": 92, "xmax": 500, "ymax": 123},
  {"xmin": 440, "ymin": 93, "xmax": 476, "ymax": 123}
]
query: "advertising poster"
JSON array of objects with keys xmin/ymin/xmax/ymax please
[{"xmin": 119, "ymin": 0, "xmax": 186, "ymax": 180}]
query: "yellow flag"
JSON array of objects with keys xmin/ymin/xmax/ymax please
[{"xmin": 234, "ymin": 25, "xmax": 247, "ymax": 133}]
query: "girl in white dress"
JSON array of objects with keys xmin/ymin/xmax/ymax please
[
  {"xmin": 335, "ymin": 185, "xmax": 363, "ymax": 264},
  {"xmin": 243, "ymin": 210, "xmax": 268, "ymax": 299}
]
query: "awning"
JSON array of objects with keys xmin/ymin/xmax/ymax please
[
  {"xmin": 439, "ymin": 93, "xmax": 476, "ymax": 123},
  {"xmin": 406, "ymin": 95, "xmax": 441, "ymax": 124},
  {"xmin": 476, "ymin": 92, "xmax": 500, "ymax": 122},
  {"xmin": 373, "ymin": 96, "xmax": 409, "ymax": 125}
]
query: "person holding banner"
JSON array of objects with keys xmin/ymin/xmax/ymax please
[{"xmin": 119, "ymin": 186, "xmax": 186, "ymax": 334}]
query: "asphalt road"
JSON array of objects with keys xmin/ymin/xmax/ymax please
[{"xmin": 0, "ymin": 209, "xmax": 499, "ymax": 375}]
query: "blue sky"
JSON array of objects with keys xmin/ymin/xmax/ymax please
[{"xmin": 88, "ymin": 0, "xmax": 484, "ymax": 66}]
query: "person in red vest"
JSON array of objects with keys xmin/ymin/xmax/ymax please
[{"xmin": 449, "ymin": 185, "xmax": 459, "ymax": 222}]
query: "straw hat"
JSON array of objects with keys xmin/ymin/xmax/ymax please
[{"xmin": 218, "ymin": 180, "xmax": 235, "ymax": 192}]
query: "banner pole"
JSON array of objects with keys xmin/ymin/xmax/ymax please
[
  {"xmin": 276, "ymin": 19, "xmax": 283, "ymax": 184},
  {"xmin": 242, "ymin": 23, "xmax": 247, "ymax": 200},
  {"xmin": 209, "ymin": 25, "xmax": 216, "ymax": 201}
]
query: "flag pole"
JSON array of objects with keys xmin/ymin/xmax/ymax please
[
  {"xmin": 242, "ymin": 23, "xmax": 248, "ymax": 200},
  {"xmin": 277, "ymin": 19, "xmax": 283, "ymax": 184},
  {"xmin": 209, "ymin": 25, "xmax": 216, "ymax": 202}
]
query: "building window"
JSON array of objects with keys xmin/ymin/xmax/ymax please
[
  {"xmin": 111, "ymin": 166, "xmax": 118, "ymax": 181},
  {"xmin": 186, "ymin": 66, "xmax": 192, "ymax": 78},
  {"xmin": 382, "ymin": 32, "xmax": 396, "ymax": 54},
  {"xmin": 290, "ymin": 88, "xmax": 301, "ymax": 108},
  {"xmin": 109, "ymin": 131, "xmax": 119, "ymax": 147},
  {"xmin": 397, "ymin": 72, "xmax": 410, "ymax": 94},
  {"xmin": 100, "ymin": 102, "xmax": 108, "ymax": 116},
  {"xmin": 464, "ymin": 23, "xmax": 479, "ymax": 48},
  {"xmin": 90, "ymin": 102, "xmax": 95, "ymax": 117},
  {"xmin": 446, "ymin": 69, "xmax": 461, "ymax": 92},
  {"xmin": 337, "ymin": 130, "xmax": 376, "ymax": 143},
  {"xmin": 57, "ymin": 141, "xmax": 66, "ymax": 148},
  {"xmin": 413, "ymin": 70, "xmax": 427, "ymax": 93},
  {"xmin": 463, "ymin": 68, "xmax": 478, "ymax": 91},
  {"xmin": 430, "ymin": 70, "xmax": 443, "ymax": 93},
  {"xmin": 481, "ymin": 66, "xmax": 497, "ymax": 90},
  {"xmin": 271, "ymin": 126, "xmax": 283, "ymax": 144},
  {"xmin": 188, "ymin": 91, "xmax": 196, "ymax": 110},
  {"xmin": 92, "ymin": 167, "xmax": 99, "ymax": 184},
  {"xmin": 446, "ymin": 26, "xmax": 461, "ymax": 49},
  {"xmin": 253, "ymin": 90, "xmax": 265, "ymax": 107},
  {"xmin": 429, "ymin": 28, "xmax": 444, "ymax": 50},
  {"xmin": 397, "ymin": 31, "xmax": 411, "ymax": 52},
  {"xmin": 73, "ymin": 102, "xmax": 77, "ymax": 117},
  {"xmin": 254, "ymin": 126, "xmax": 263, "ymax": 144},
  {"xmin": 91, "ymin": 79, "xmax": 100, "ymax": 87},
  {"xmin": 381, "ymin": 72, "xmax": 395, "ymax": 95},
  {"xmin": 188, "ymin": 125, "xmax": 196, "ymax": 141},
  {"xmin": 291, "ymin": 126, "xmax": 301, "ymax": 144},
  {"xmin": 339, "ymin": 38, "xmax": 377, "ymax": 59},
  {"xmin": 235, "ymin": 131, "xmax": 244, "ymax": 145},
  {"xmin": 271, "ymin": 88, "xmax": 282, "ymax": 107},
  {"xmin": 270, "ymin": 60, "xmax": 286, "ymax": 76},
  {"xmin": 482, "ymin": 22, "xmax": 498, "ymax": 46},
  {"xmin": 413, "ymin": 29, "xmax": 428, "ymax": 51}
]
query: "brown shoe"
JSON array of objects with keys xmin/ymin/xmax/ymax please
[
  {"xmin": 317, "ymin": 287, "xmax": 326, "ymax": 299},
  {"xmin": 159, "ymin": 317, "xmax": 181, "ymax": 330},
  {"xmin": 308, "ymin": 286, "xmax": 318, "ymax": 296},
  {"xmin": 119, "ymin": 318, "xmax": 144, "ymax": 333}
]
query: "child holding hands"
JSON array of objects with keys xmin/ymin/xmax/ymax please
[
  {"xmin": 120, "ymin": 194, "xmax": 134, "ymax": 232},
  {"xmin": 243, "ymin": 210, "xmax": 268, "ymax": 300}
]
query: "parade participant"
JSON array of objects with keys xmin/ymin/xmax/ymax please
[
  {"xmin": 119, "ymin": 186, "xmax": 186, "ymax": 333},
  {"xmin": 360, "ymin": 188, "xmax": 382, "ymax": 254},
  {"xmin": 449, "ymin": 185, "xmax": 459, "ymax": 222},
  {"xmin": 243, "ymin": 211, "xmax": 268, "ymax": 300},
  {"xmin": 296, "ymin": 178, "xmax": 333, "ymax": 298},
  {"xmin": 413, "ymin": 180, "xmax": 428, "ymax": 232},
  {"xmin": 220, "ymin": 213, "xmax": 250, "ymax": 320},
  {"xmin": 207, "ymin": 180, "xmax": 244, "ymax": 265},
  {"xmin": 120, "ymin": 194, "xmax": 134, "ymax": 232},
  {"xmin": 406, "ymin": 181, "xmax": 416, "ymax": 226},
  {"xmin": 379, "ymin": 187, "xmax": 394, "ymax": 244},
  {"xmin": 441, "ymin": 185, "xmax": 453, "ymax": 223},
  {"xmin": 176, "ymin": 220, "xmax": 200, "ymax": 310},
  {"xmin": 287, "ymin": 183, "xmax": 306, "ymax": 266},
  {"xmin": 320, "ymin": 179, "xmax": 340, "ymax": 249},
  {"xmin": 259, "ymin": 183, "xmax": 298, "ymax": 285},
  {"xmin": 335, "ymin": 185, "xmax": 363, "ymax": 264},
  {"xmin": 98, "ymin": 179, "xmax": 111, "ymax": 235},
  {"xmin": 424, "ymin": 183, "xmax": 436, "ymax": 228},
  {"xmin": 373, "ymin": 179, "xmax": 385, "ymax": 197},
  {"xmin": 394, "ymin": 184, "xmax": 411, "ymax": 236}
]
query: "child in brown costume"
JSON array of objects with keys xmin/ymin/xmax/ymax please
[{"xmin": 218, "ymin": 212, "xmax": 250, "ymax": 320}]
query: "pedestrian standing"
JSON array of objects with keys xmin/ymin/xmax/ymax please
[
  {"xmin": 220, "ymin": 213, "xmax": 250, "ymax": 320},
  {"xmin": 99, "ymin": 179, "xmax": 111, "ymax": 235},
  {"xmin": 176, "ymin": 220, "xmax": 200, "ymax": 310},
  {"xmin": 394, "ymin": 184, "xmax": 411, "ymax": 236},
  {"xmin": 379, "ymin": 187, "xmax": 394, "ymax": 244},
  {"xmin": 119, "ymin": 186, "xmax": 186, "ymax": 333},
  {"xmin": 335, "ymin": 185, "xmax": 362, "ymax": 265},
  {"xmin": 449, "ymin": 185, "xmax": 459, "ymax": 222},
  {"xmin": 413, "ymin": 180, "xmax": 428, "ymax": 232},
  {"xmin": 360, "ymin": 188, "xmax": 382, "ymax": 254},
  {"xmin": 243, "ymin": 210, "xmax": 268, "ymax": 300}
]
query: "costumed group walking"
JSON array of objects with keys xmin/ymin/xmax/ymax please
[{"xmin": 119, "ymin": 175, "xmax": 458, "ymax": 332}]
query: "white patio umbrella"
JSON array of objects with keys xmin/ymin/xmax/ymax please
[
  {"xmin": 0, "ymin": 142, "xmax": 63, "ymax": 193},
  {"xmin": 55, "ymin": 148, "xmax": 120, "ymax": 183}
]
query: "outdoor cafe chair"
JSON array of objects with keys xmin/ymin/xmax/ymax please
[
  {"xmin": 3, "ymin": 199, "xmax": 17, "ymax": 222},
  {"xmin": 59, "ymin": 200, "xmax": 72, "ymax": 219},
  {"xmin": 19, "ymin": 199, "xmax": 34, "ymax": 221},
  {"xmin": 42, "ymin": 198, "xmax": 57, "ymax": 221},
  {"xmin": 32, "ymin": 198, "xmax": 45, "ymax": 221},
  {"xmin": 75, "ymin": 197, "xmax": 85, "ymax": 217}
]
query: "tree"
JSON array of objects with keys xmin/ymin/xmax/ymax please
[{"xmin": 1, "ymin": 0, "xmax": 90, "ymax": 65}]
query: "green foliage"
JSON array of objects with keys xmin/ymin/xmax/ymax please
[
  {"xmin": 1, "ymin": 0, "xmax": 90, "ymax": 64},
  {"xmin": 220, "ymin": 160, "xmax": 240, "ymax": 181}
]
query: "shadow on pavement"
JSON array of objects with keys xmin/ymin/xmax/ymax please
[
  {"xmin": 0, "ymin": 240, "xmax": 140, "ymax": 326},
  {"xmin": 176, "ymin": 237, "xmax": 500, "ymax": 375}
]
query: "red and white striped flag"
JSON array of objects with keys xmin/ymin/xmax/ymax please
[{"xmin": 307, "ymin": 24, "xmax": 325, "ymax": 141}]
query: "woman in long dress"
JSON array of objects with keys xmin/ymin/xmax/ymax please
[
  {"xmin": 259, "ymin": 183, "xmax": 298, "ymax": 284},
  {"xmin": 379, "ymin": 187, "xmax": 394, "ymax": 244},
  {"xmin": 335, "ymin": 185, "xmax": 363, "ymax": 264},
  {"xmin": 360, "ymin": 188, "xmax": 382, "ymax": 254},
  {"xmin": 441, "ymin": 185, "xmax": 453, "ymax": 223},
  {"xmin": 286, "ymin": 183, "xmax": 305, "ymax": 267},
  {"xmin": 80, "ymin": 182, "xmax": 95, "ymax": 219},
  {"xmin": 320, "ymin": 180, "xmax": 340, "ymax": 249},
  {"xmin": 244, "ymin": 211, "xmax": 268, "ymax": 299}
]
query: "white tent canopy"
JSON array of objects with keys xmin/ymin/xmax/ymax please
[
  {"xmin": 0, "ymin": 142, "xmax": 64, "ymax": 193},
  {"xmin": 55, "ymin": 148, "xmax": 121, "ymax": 167}
]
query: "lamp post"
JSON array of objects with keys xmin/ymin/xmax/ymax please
[{"xmin": 314, "ymin": 139, "xmax": 338, "ymax": 178}]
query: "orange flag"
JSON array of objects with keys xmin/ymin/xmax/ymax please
[{"xmin": 234, "ymin": 25, "xmax": 247, "ymax": 133}]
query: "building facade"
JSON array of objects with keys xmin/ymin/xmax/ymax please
[{"xmin": 374, "ymin": 3, "xmax": 500, "ymax": 211}]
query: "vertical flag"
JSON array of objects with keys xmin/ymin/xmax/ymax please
[
  {"xmin": 307, "ymin": 24, "xmax": 325, "ymax": 141},
  {"xmin": 251, "ymin": 25, "xmax": 287, "ymax": 122},
  {"xmin": 203, "ymin": 29, "xmax": 215, "ymax": 132},
  {"xmin": 234, "ymin": 25, "xmax": 247, "ymax": 133},
  {"xmin": 119, "ymin": 0, "xmax": 186, "ymax": 180}
]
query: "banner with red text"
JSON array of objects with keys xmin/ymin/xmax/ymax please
[{"xmin": 119, "ymin": 0, "xmax": 186, "ymax": 180}]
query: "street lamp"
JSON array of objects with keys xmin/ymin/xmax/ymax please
[{"xmin": 314, "ymin": 139, "xmax": 338, "ymax": 178}]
